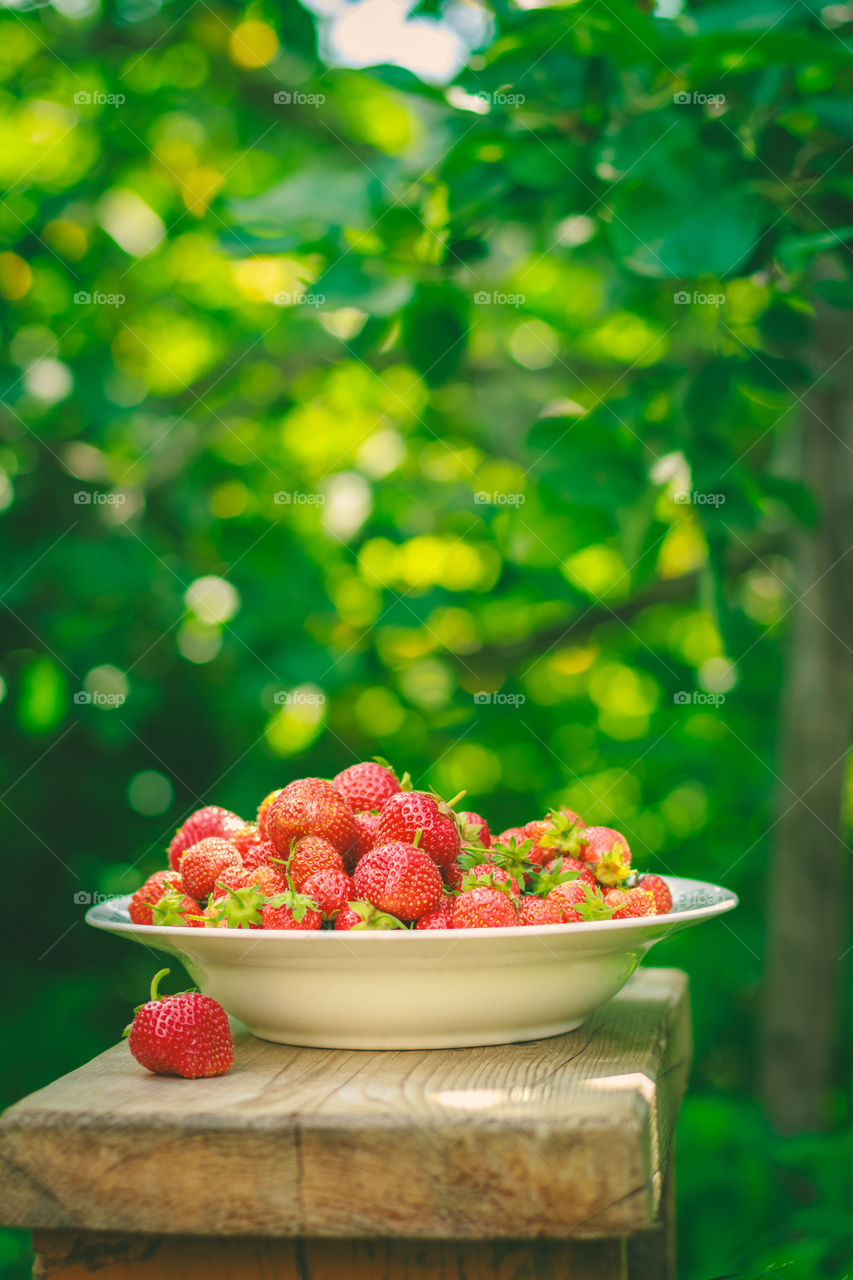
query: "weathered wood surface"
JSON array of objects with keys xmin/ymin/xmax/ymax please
[
  {"xmin": 31, "ymin": 1231, "xmax": 630, "ymax": 1280},
  {"xmin": 1, "ymin": 968, "xmax": 690, "ymax": 1241}
]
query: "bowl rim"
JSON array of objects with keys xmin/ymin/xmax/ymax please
[{"xmin": 86, "ymin": 874, "xmax": 738, "ymax": 942}]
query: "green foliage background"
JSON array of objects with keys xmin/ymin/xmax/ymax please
[{"xmin": 1, "ymin": 0, "xmax": 852, "ymax": 1274}]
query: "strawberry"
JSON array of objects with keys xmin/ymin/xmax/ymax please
[
  {"xmin": 301, "ymin": 868, "xmax": 355, "ymax": 920},
  {"xmin": 525, "ymin": 810, "xmax": 587, "ymax": 866},
  {"xmin": 635, "ymin": 875, "xmax": 672, "ymax": 915},
  {"xmin": 582, "ymin": 827, "xmax": 632, "ymax": 886},
  {"xmin": 128, "ymin": 870, "xmax": 183, "ymax": 925},
  {"xmin": 376, "ymin": 791, "xmax": 461, "ymax": 868},
  {"xmin": 546, "ymin": 881, "xmax": 614, "ymax": 924},
  {"xmin": 332, "ymin": 760, "xmax": 401, "ymax": 812},
  {"xmin": 228, "ymin": 823, "xmax": 263, "ymax": 860},
  {"xmin": 335, "ymin": 901, "xmax": 409, "ymax": 930},
  {"xmin": 443, "ymin": 859, "xmax": 465, "ymax": 891},
  {"xmin": 494, "ymin": 825, "xmax": 527, "ymax": 846},
  {"xmin": 518, "ymin": 896, "xmax": 562, "ymax": 926},
  {"xmin": 167, "ymin": 806, "xmax": 244, "ymax": 872},
  {"xmin": 353, "ymin": 841, "xmax": 443, "ymax": 921},
  {"xmin": 452, "ymin": 885, "xmax": 520, "ymax": 929},
  {"xmin": 460, "ymin": 863, "xmax": 521, "ymax": 896},
  {"xmin": 415, "ymin": 898, "xmax": 454, "ymax": 930},
  {"xmin": 260, "ymin": 889, "xmax": 322, "ymax": 931},
  {"xmin": 604, "ymin": 887, "xmax": 656, "ymax": 919},
  {"xmin": 267, "ymin": 778, "xmax": 357, "ymax": 858},
  {"xmin": 457, "ymin": 811, "xmax": 491, "ymax": 848},
  {"xmin": 257, "ymin": 788, "xmax": 283, "ymax": 836},
  {"xmin": 125, "ymin": 968, "xmax": 233, "ymax": 1078},
  {"xmin": 211, "ymin": 863, "xmax": 288, "ymax": 902},
  {"xmin": 150, "ymin": 889, "xmax": 206, "ymax": 927},
  {"xmin": 289, "ymin": 835, "xmax": 344, "ymax": 889},
  {"xmin": 346, "ymin": 810, "xmax": 381, "ymax": 870},
  {"xmin": 179, "ymin": 837, "xmax": 242, "ymax": 901},
  {"xmin": 240, "ymin": 838, "xmax": 279, "ymax": 873}
]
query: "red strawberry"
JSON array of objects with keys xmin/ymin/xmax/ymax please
[
  {"xmin": 582, "ymin": 827, "xmax": 632, "ymax": 886},
  {"xmin": 260, "ymin": 889, "xmax": 322, "ymax": 931},
  {"xmin": 150, "ymin": 889, "xmax": 206, "ymax": 927},
  {"xmin": 518, "ymin": 896, "xmax": 562, "ymax": 926},
  {"xmin": 415, "ymin": 898, "xmax": 454, "ymax": 930},
  {"xmin": 545, "ymin": 853, "xmax": 590, "ymax": 878},
  {"xmin": 179, "ymin": 837, "xmax": 242, "ymax": 901},
  {"xmin": 267, "ymin": 778, "xmax": 357, "ymax": 858},
  {"xmin": 257, "ymin": 789, "xmax": 283, "ymax": 836},
  {"xmin": 546, "ymin": 880, "xmax": 614, "ymax": 924},
  {"xmin": 375, "ymin": 792, "xmax": 461, "ymax": 868},
  {"xmin": 353, "ymin": 841, "xmax": 443, "ymax": 921},
  {"xmin": 525, "ymin": 810, "xmax": 587, "ymax": 866},
  {"xmin": 167, "ymin": 806, "xmax": 244, "ymax": 872},
  {"xmin": 301, "ymin": 868, "xmax": 354, "ymax": 920},
  {"xmin": 531, "ymin": 857, "xmax": 597, "ymax": 898},
  {"xmin": 457, "ymin": 811, "xmax": 491, "ymax": 848},
  {"xmin": 604, "ymin": 887, "xmax": 656, "ymax": 919},
  {"xmin": 240, "ymin": 838, "xmax": 279, "ymax": 873},
  {"xmin": 635, "ymin": 875, "xmax": 672, "ymax": 915},
  {"xmin": 461, "ymin": 863, "xmax": 521, "ymax": 896},
  {"xmin": 443, "ymin": 859, "xmax": 465, "ymax": 891},
  {"xmin": 346, "ymin": 810, "xmax": 381, "ymax": 870},
  {"xmin": 126, "ymin": 968, "xmax": 233, "ymax": 1078},
  {"xmin": 335, "ymin": 901, "xmax": 408, "ymax": 931},
  {"xmin": 452, "ymin": 886, "xmax": 520, "ymax": 929},
  {"xmin": 228, "ymin": 823, "xmax": 263, "ymax": 860},
  {"xmin": 211, "ymin": 862, "xmax": 288, "ymax": 902},
  {"xmin": 289, "ymin": 835, "xmax": 344, "ymax": 889},
  {"xmin": 332, "ymin": 760, "xmax": 401, "ymax": 812},
  {"xmin": 128, "ymin": 870, "xmax": 183, "ymax": 925},
  {"xmin": 494, "ymin": 826, "xmax": 527, "ymax": 846}
]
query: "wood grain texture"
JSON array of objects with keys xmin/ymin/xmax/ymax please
[
  {"xmin": 2, "ymin": 968, "xmax": 690, "ymax": 1241},
  {"xmin": 32, "ymin": 1231, "xmax": 628, "ymax": 1280}
]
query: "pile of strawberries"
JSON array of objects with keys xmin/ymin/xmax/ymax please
[{"xmin": 128, "ymin": 761, "xmax": 673, "ymax": 932}]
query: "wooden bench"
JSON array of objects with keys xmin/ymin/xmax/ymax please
[{"xmin": 0, "ymin": 967, "xmax": 690, "ymax": 1279}]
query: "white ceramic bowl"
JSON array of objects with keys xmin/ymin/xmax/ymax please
[{"xmin": 86, "ymin": 875, "xmax": 736, "ymax": 1049}]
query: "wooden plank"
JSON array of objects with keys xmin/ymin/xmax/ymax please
[
  {"xmin": 32, "ymin": 1230, "xmax": 628, "ymax": 1280},
  {"xmin": 1, "ymin": 968, "xmax": 690, "ymax": 1241}
]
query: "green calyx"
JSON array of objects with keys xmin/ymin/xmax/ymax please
[
  {"xmin": 347, "ymin": 900, "xmax": 409, "ymax": 930},
  {"xmin": 572, "ymin": 883, "xmax": 617, "ymax": 922},
  {"xmin": 211, "ymin": 882, "xmax": 266, "ymax": 929},
  {"xmin": 592, "ymin": 843, "xmax": 631, "ymax": 888},
  {"xmin": 537, "ymin": 810, "xmax": 586, "ymax": 855},
  {"xmin": 528, "ymin": 856, "xmax": 583, "ymax": 898},
  {"xmin": 151, "ymin": 889, "xmax": 198, "ymax": 927},
  {"xmin": 460, "ymin": 869, "xmax": 517, "ymax": 898},
  {"xmin": 266, "ymin": 887, "xmax": 318, "ymax": 923},
  {"xmin": 122, "ymin": 968, "xmax": 197, "ymax": 1037}
]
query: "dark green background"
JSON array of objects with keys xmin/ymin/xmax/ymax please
[{"xmin": 1, "ymin": 0, "xmax": 852, "ymax": 1275}]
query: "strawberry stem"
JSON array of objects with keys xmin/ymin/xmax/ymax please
[{"xmin": 149, "ymin": 968, "xmax": 170, "ymax": 1002}]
